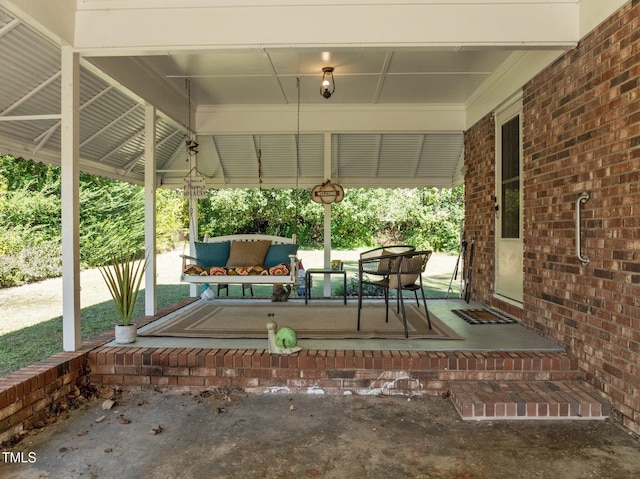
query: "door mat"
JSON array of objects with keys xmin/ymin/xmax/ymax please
[{"xmin": 451, "ymin": 308, "xmax": 518, "ymax": 325}]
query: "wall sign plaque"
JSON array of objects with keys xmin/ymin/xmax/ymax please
[{"xmin": 311, "ymin": 180, "xmax": 344, "ymax": 204}]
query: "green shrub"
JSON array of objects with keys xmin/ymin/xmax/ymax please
[
  {"xmin": 0, "ymin": 154, "xmax": 464, "ymax": 288},
  {"xmin": 0, "ymin": 241, "xmax": 62, "ymax": 287}
]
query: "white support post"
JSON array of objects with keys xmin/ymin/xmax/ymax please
[
  {"xmin": 144, "ymin": 103, "xmax": 157, "ymax": 315},
  {"xmin": 323, "ymin": 132, "xmax": 332, "ymax": 297},
  {"xmin": 60, "ymin": 46, "xmax": 81, "ymax": 351},
  {"xmin": 188, "ymin": 196, "xmax": 199, "ymax": 297}
]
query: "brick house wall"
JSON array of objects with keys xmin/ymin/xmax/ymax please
[
  {"xmin": 465, "ymin": 1, "xmax": 640, "ymax": 434},
  {"xmin": 462, "ymin": 113, "xmax": 496, "ymax": 309}
]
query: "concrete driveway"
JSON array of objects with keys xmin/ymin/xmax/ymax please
[{"xmin": 1, "ymin": 388, "xmax": 639, "ymax": 479}]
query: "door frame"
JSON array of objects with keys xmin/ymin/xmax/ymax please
[{"xmin": 494, "ymin": 94, "xmax": 524, "ymax": 306}]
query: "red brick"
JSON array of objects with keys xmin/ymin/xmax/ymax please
[{"xmin": 177, "ymin": 376, "xmax": 205, "ymax": 387}]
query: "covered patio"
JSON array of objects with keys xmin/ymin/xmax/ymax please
[{"xmin": 1, "ymin": 0, "xmax": 639, "ymax": 447}]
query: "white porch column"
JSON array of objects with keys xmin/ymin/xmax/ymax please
[
  {"xmin": 188, "ymin": 197, "xmax": 199, "ymax": 297},
  {"xmin": 323, "ymin": 132, "xmax": 332, "ymax": 297},
  {"xmin": 60, "ymin": 46, "xmax": 81, "ymax": 351},
  {"xmin": 144, "ymin": 103, "xmax": 157, "ymax": 315}
]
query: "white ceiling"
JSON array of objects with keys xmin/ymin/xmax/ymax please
[
  {"xmin": 147, "ymin": 48, "xmax": 513, "ymax": 105},
  {"xmin": 0, "ymin": 1, "xmax": 625, "ymax": 189}
]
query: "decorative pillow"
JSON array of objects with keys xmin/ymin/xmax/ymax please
[
  {"xmin": 377, "ymin": 249, "xmax": 397, "ymax": 274},
  {"xmin": 234, "ymin": 267, "xmax": 251, "ymax": 276},
  {"xmin": 268, "ymin": 263, "xmax": 290, "ymax": 276},
  {"xmin": 263, "ymin": 243, "xmax": 298, "ymax": 268},
  {"xmin": 226, "ymin": 240, "xmax": 271, "ymax": 267},
  {"xmin": 184, "ymin": 264, "xmax": 205, "ymax": 275},
  {"xmin": 208, "ymin": 267, "xmax": 227, "ymax": 276},
  {"xmin": 388, "ymin": 256, "xmax": 423, "ymax": 289},
  {"xmin": 194, "ymin": 241, "xmax": 231, "ymax": 268}
]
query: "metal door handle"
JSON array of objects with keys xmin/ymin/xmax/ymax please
[{"xmin": 576, "ymin": 192, "xmax": 590, "ymax": 265}]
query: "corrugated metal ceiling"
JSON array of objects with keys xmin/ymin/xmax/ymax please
[{"xmin": 0, "ymin": 6, "xmax": 465, "ymax": 189}]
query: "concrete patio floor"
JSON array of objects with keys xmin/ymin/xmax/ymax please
[
  {"xmin": 116, "ymin": 298, "xmax": 565, "ymax": 352},
  {"xmin": 1, "ymin": 388, "xmax": 640, "ymax": 479}
]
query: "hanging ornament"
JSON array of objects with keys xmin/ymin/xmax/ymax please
[{"xmin": 311, "ymin": 179, "xmax": 344, "ymax": 204}]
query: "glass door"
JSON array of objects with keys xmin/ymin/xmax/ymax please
[{"xmin": 495, "ymin": 99, "xmax": 523, "ymax": 303}]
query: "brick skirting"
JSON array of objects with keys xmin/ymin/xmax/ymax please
[
  {"xmin": 0, "ymin": 299, "xmax": 196, "ymax": 445},
  {"xmin": 88, "ymin": 348, "xmax": 581, "ymax": 396},
  {"xmin": 0, "ymin": 351, "xmax": 90, "ymax": 444}
]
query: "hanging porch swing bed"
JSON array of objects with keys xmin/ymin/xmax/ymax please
[{"xmin": 181, "ymin": 234, "xmax": 299, "ymax": 286}]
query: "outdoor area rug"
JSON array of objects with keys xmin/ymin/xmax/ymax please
[
  {"xmin": 140, "ymin": 301, "xmax": 462, "ymax": 340},
  {"xmin": 451, "ymin": 308, "xmax": 518, "ymax": 325}
]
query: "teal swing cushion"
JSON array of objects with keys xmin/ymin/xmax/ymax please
[
  {"xmin": 263, "ymin": 243, "xmax": 298, "ymax": 268},
  {"xmin": 194, "ymin": 241, "xmax": 231, "ymax": 268}
]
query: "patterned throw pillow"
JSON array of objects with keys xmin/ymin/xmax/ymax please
[
  {"xmin": 268, "ymin": 264, "xmax": 290, "ymax": 276},
  {"xmin": 184, "ymin": 264, "xmax": 205, "ymax": 275}
]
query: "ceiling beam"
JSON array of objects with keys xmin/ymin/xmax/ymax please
[
  {"xmin": 0, "ymin": 71, "xmax": 61, "ymax": 116},
  {"xmin": 0, "ymin": 18, "xmax": 20, "ymax": 38},
  {"xmin": 80, "ymin": 104, "xmax": 139, "ymax": 148},
  {"xmin": 74, "ymin": 2, "xmax": 579, "ymax": 53},
  {"xmin": 33, "ymin": 85, "xmax": 116, "ymax": 155},
  {"xmin": 210, "ymin": 136, "xmax": 227, "ymax": 186},
  {"xmin": 84, "ymin": 56, "xmax": 189, "ymax": 128},
  {"xmin": 97, "ymin": 126, "xmax": 144, "ymax": 164},
  {"xmin": 1, "ymin": 0, "xmax": 75, "ymax": 45},
  {"xmin": 198, "ymin": 104, "xmax": 466, "ymax": 134}
]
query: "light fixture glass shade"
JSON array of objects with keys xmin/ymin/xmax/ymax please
[{"xmin": 320, "ymin": 67, "xmax": 335, "ymax": 99}]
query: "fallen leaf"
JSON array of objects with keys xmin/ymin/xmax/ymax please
[
  {"xmin": 118, "ymin": 415, "xmax": 131, "ymax": 424},
  {"xmin": 100, "ymin": 387, "xmax": 116, "ymax": 399},
  {"xmin": 150, "ymin": 426, "xmax": 163, "ymax": 435},
  {"xmin": 102, "ymin": 399, "xmax": 115, "ymax": 410},
  {"xmin": 95, "ymin": 416, "xmax": 106, "ymax": 423}
]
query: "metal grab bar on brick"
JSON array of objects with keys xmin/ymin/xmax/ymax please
[{"xmin": 576, "ymin": 191, "xmax": 590, "ymax": 266}]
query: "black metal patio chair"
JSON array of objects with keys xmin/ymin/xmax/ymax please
[
  {"xmin": 356, "ymin": 245, "xmax": 415, "ymax": 331},
  {"xmin": 388, "ymin": 250, "xmax": 433, "ymax": 337}
]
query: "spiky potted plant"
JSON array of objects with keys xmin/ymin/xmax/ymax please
[{"xmin": 99, "ymin": 249, "xmax": 148, "ymax": 344}]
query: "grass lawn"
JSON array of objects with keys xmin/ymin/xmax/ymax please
[{"xmin": 0, "ymin": 249, "xmax": 458, "ymax": 377}]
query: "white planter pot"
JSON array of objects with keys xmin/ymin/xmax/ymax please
[{"xmin": 115, "ymin": 324, "xmax": 137, "ymax": 344}]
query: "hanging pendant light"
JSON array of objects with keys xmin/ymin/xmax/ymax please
[{"xmin": 320, "ymin": 67, "xmax": 335, "ymax": 99}]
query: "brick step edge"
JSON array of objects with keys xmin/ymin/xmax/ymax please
[{"xmin": 449, "ymin": 380, "xmax": 611, "ymax": 420}]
